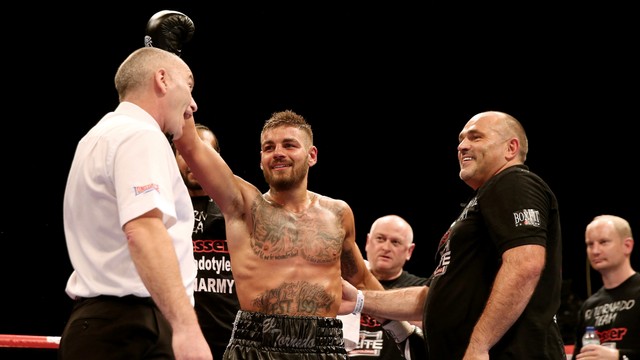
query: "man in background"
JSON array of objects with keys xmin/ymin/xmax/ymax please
[
  {"xmin": 573, "ymin": 215, "xmax": 639, "ymax": 359},
  {"xmin": 175, "ymin": 123, "xmax": 240, "ymax": 359},
  {"xmin": 347, "ymin": 214, "xmax": 428, "ymax": 359}
]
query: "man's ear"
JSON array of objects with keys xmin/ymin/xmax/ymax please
[
  {"xmin": 308, "ymin": 146, "xmax": 318, "ymax": 167},
  {"xmin": 506, "ymin": 138, "xmax": 519, "ymax": 161}
]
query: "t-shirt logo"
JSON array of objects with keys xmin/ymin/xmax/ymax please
[
  {"xmin": 133, "ymin": 183, "xmax": 160, "ymax": 195},
  {"xmin": 513, "ymin": 209, "xmax": 540, "ymax": 227}
]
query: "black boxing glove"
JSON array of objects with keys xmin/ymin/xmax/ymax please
[{"xmin": 144, "ymin": 10, "xmax": 195, "ymax": 57}]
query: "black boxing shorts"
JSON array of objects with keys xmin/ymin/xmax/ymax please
[{"xmin": 223, "ymin": 310, "xmax": 347, "ymax": 359}]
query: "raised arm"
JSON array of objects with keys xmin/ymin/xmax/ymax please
[{"xmin": 173, "ymin": 116, "xmax": 252, "ymax": 218}]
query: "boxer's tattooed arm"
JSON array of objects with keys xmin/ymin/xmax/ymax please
[
  {"xmin": 340, "ymin": 247, "xmax": 358, "ymax": 278},
  {"xmin": 252, "ymin": 281, "xmax": 335, "ymax": 315}
]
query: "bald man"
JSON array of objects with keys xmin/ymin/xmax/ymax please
[
  {"xmin": 573, "ymin": 215, "xmax": 639, "ymax": 359},
  {"xmin": 347, "ymin": 215, "xmax": 428, "ymax": 360},
  {"xmin": 341, "ymin": 111, "xmax": 566, "ymax": 359}
]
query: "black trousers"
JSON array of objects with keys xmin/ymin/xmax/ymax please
[{"xmin": 57, "ymin": 295, "xmax": 173, "ymax": 360}]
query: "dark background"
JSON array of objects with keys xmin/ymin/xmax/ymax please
[{"xmin": 2, "ymin": 3, "xmax": 638, "ymax": 357}]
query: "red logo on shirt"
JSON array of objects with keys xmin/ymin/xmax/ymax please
[
  {"xmin": 134, "ymin": 183, "xmax": 160, "ymax": 196},
  {"xmin": 193, "ymin": 239, "xmax": 229, "ymax": 253}
]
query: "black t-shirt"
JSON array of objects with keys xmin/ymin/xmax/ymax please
[
  {"xmin": 573, "ymin": 272, "xmax": 640, "ymax": 358},
  {"xmin": 425, "ymin": 165, "xmax": 565, "ymax": 359},
  {"xmin": 191, "ymin": 196, "xmax": 240, "ymax": 358},
  {"xmin": 348, "ymin": 271, "xmax": 428, "ymax": 359}
]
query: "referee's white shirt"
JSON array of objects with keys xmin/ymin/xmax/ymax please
[{"xmin": 63, "ymin": 102, "xmax": 196, "ymax": 304}]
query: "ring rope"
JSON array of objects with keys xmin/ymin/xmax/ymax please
[{"xmin": 0, "ymin": 334, "xmax": 60, "ymax": 349}]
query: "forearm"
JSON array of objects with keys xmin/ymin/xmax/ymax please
[
  {"xmin": 125, "ymin": 215, "xmax": 200, "ymax": 330},
  {"xmin": 363, "ymin": 286, "xmax": 426, "ymax": 322},
  {"xmin": 174, "ymin": 119, "xmax": 244, "ymax": 212}
]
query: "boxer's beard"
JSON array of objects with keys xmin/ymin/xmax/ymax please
[{"xmin": 264, "ymin": 163, "xmax": 309, "ymax": 191}]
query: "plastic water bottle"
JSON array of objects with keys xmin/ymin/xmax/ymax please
[{"xmin": 582, "ymin": 326, "xmax": 600, "ymax": 345}]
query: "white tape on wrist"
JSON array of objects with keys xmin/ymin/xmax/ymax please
[
  {"xmin": 382, "ymin": 320, "xmax": 416, "ymax": 343},
  {"xmin": 352, "ymin": 290, "xmax": 364, "ymax": 315}
]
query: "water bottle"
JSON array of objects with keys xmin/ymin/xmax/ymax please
[{"xmin": 582, "ymin": 326, "xmax": 600, "ymax": 345}]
